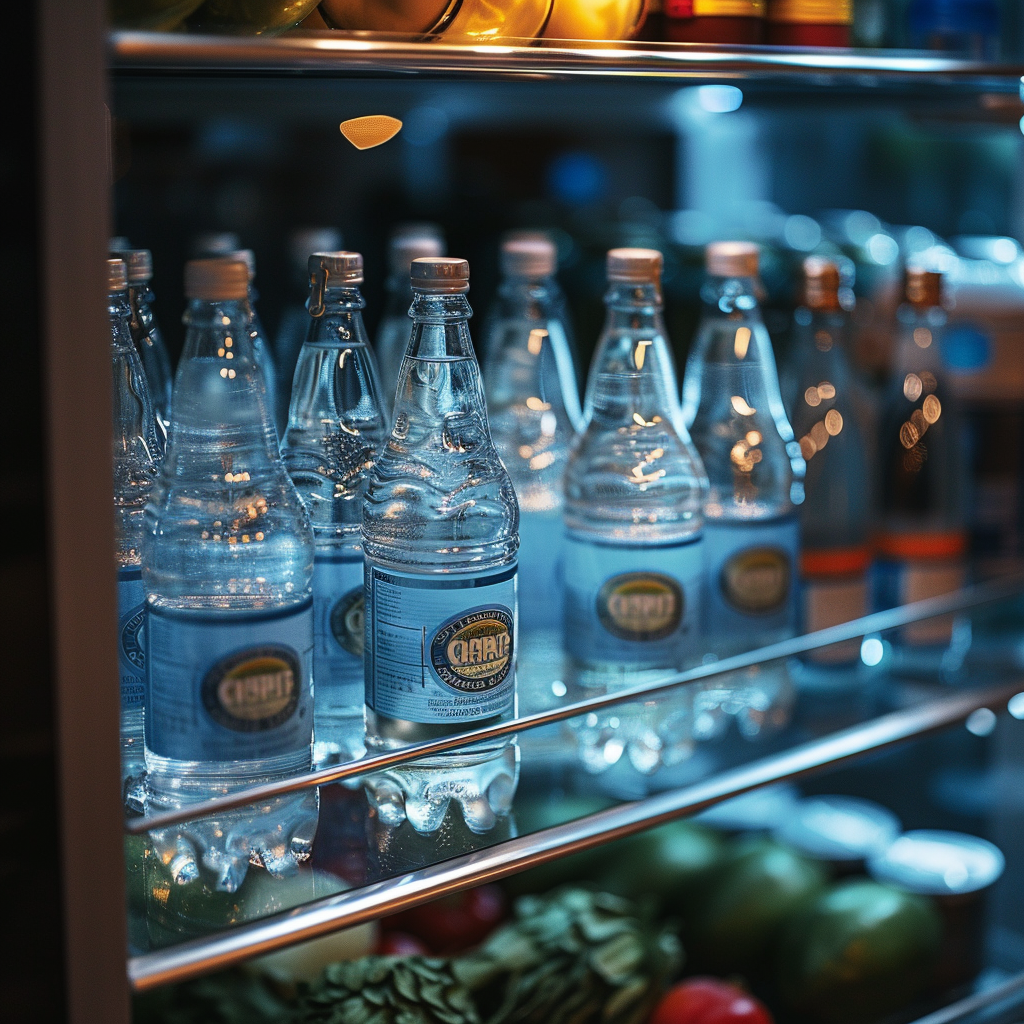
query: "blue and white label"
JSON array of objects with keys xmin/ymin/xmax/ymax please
[
  {"xmin": 313, "ymin": 552, "xmax": 365, "ymax": 716},
  {"xmin": 365, "ymin": 562, "xmax": 517, "ymax": 724},
  {"xmin": 563, "ymin": 534, "xmax": 703, "ymax": 667},
  {"xmin": 704, "ymin": 516, "xmax": 799, "ymax": 636},
  {"xmin": 118, "ymin": 567, "xmax": 146, "ymax": 713},
  {"xmin": 146, "ymin": 599, "xmax": 314, "ymax": 761}
]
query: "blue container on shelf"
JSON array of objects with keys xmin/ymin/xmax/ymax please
[{"xmin": 909, "ymin": 0, "xmax": 1000, "ymax": 58}]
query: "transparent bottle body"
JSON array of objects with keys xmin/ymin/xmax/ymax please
[
  {"xmin": 565, "ymin": 280, "xmax": 706, "ymax": 776},
  {"xmin": 111, "ymin": 288, "xmax": 159, "ymax": 793},
  {"xmin": 362, "ymin": 289, "xmax": 520, "ymax": 834},
  {"xmin": 246, "ymin": 288, "xmax": 282, "ymax": 440},
  {"xmin": 682, "ymin": 273, "xmax": 803, "ymax": 737},
  {"xmin": 375, "ymin": 275, "xmax": 414, "ymax": 413},
  {"xmin": 876, "ymin": 304, "xmax": 969, "ymax": 655},
  {"xmin": 280, "ymin": 285, "xmax": 388, "ymax": 766},
  {"xmin": 126, "ymin": 280, "xmax": 174, "ymax": 440},
  {"xmin": 483, "ymin": 274, "xmax": 582, "ymax": 677},
  {"xmin": 788, "ymin": 306, "xmax": 872, "ymax": 674},
  {"xmin": 143, "ymin": 296, "xmax": 316, "ymax": 892}
]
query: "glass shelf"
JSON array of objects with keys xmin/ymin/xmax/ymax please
[
  {"xmin": 109, "ymin": 31, "xmax": 1024, "ymax": 93},
  {"xmin": 125, "ymin": 577, "xmax": 1024, "ymax": 990}
]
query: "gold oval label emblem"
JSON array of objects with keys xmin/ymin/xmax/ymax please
[
  {"xmin": 202, "ymin": 645, "xmax": 300, "ymax": 732},
  {"xmin": 597, "ymin": 572, "xmax": 684, "ymax": 642},
  {"xmin": 721, "ymin": 547, "xmax": 791, "ymax": 614},
  {"xmin": 431, "ymin": 607, "xmax": 514, "ymax": 693}
]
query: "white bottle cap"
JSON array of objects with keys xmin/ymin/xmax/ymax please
[
  {"xmin": 607, "ymin": 247, "xmax": 662, "ymax": 283},
  {"xmin": 110, "ymin": 247, "xmax": 153, "ymax": 284},
  {"xmin": 107, "ymin": 258, "xmax": 128, "ymax": 294},
  {"xmin": 185, "ymin": 258, "xmax": 249, "ymax": 301},
  {"xmin": 706, "ymin": 241, "xmax": 759, "ymax": 278},
  {"xmin": 411, "ymin": 257, "xmax": 470, "ymax": 293},
  {"xmin": 502, "ymin": 237, "xmax": 556, "ymax": 279}
]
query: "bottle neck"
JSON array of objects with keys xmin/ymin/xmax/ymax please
[
  {"xmin": 308, "ymin": 285, "xmax": 367, "ymax": 320},
  {"xmin": 182, "ymin": 298, "xmax": 253, "ymax": 361},
  {"xmin": 407, "ymin": 291, "xmax": 475, "ymax": 360},
  {"xmin": 701, "ymin": 272, "xmax": 760, "ymax": 316},
  {"xmin": 603, "ymin": 279, "xmax": 662, "ymax": 322},
  {"xmin": 895, "ymin": 302, "xmax": 946, "ymax": 374},
  {"xmin": 108, "ymin": 291, "xmax": 134, "ymax": 353},
  {"xmin": 498, "ymin": 274, "xmax": 555, "ymax": 315}
]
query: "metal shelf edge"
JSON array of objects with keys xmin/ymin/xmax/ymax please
[{"xmin": 127, "ymin": 681, "xmax": 1021, "ymax": 991}]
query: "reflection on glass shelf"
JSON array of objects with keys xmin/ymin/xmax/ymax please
[{"xmin": 125, "ymin": 581, "xmax": 1024, "ymax": 990}]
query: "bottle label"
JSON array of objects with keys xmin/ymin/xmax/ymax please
[
  {"xmin": 145, "ymin": 600, "xmax": 313, "ymax": 761},
  {"xmin": 800, "ymin": 547, "xmax": 871, "ymax": 663},
  {"xmin": 704, "ymin": 517, "xmax": 799, "ymax": 638},
  {"xmin": 564, "ymin": 535, "xmax": 703, "ymax": 665},
  {"xmin": 365, "ymin": 562, "xmax": 517, "ymax": 724},
  {"xmin": 118, "ymin": 567, "xmax": 146, "ymax": 713},
  {"xmin": 313, "ymin": 552, "xmax": 365, "ymax": 715}
]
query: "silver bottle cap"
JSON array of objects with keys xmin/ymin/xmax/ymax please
[
  {"xmin": 502, "ymin": 237, "xmax": 556, "ymax": 279},
  {"xmin": 308, "ymin": 251, "xmax": 364, "ymax": 317},
  {"xmin": 607, "ymin": 247, "xmax": 662, "ymax": 283},
  {"xmin": 707, "ymin": 241, "xmax": 759, "ymax": 278},
  {"xmin": 411, "ymin": 257, "xmax": 470, "ymax": 293},
  {"xmin": 185, "ymin": 258, "xmax": 249, "ymax": 302},
  {"xmin": 110, "ymin": 247, "xmax": 153, "ymax": 284},
  {"xmin": 107, "ymin": 258, "xmax": 128, "ymax": 294}
]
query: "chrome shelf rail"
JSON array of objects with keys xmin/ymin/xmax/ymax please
[
  {"xmin": 126, "ymin": 574, "xmax": 1024, "ymax": 834},
  {"xmin": 110, "ymin": 31, "xmax": 1024, "ymax": 88},
  {"xmin": 127, "ymin": 681, "xmax": 1022, "ymax": 990},
  {"xmin": 909, "ymin": 970, "xmax": 1024, "ymax": 1024}
]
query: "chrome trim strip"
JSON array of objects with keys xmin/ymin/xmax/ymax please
[
  {"xmin": 125, "ymin": 574, "xmax": 1024, "ymax": 834},
  {"xmin": 907, "ymin": 970, "xmax": 1024, "ymax": 1024},
  {"xmin": 127, "ymin": 682, "xmax": 1021, "ymax": 990}
]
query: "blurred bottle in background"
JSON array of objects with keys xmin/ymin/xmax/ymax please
[
  {"xmin": 766, "ymin": 0, "xmax": 852, "ymax": 45},
  {"xmin": 376, "ymin": 224, "xmax": 445, "ymax": 411},
  {"xmin": 275, "ymin": 227, "xmax": 344, "ymax": 429},
  {"xmin": 108, "ymin": 258, "xmax": 160, "ymax": 801},
  {"xmin": 908, "ymin": 0, "xmax": 1000, "ymax": 57},
  {"xmin": 565, "ymin": 248, "xmax": 706, "ymax": 777},
  {"xmin": 876, "ymin": 268, "xmax": 969, "ymax": 666},
  {"xmin": 663, "ymin": 0, "xmax": 766, "ymax": 42},
  {"xmin": 192, "ymin": 231, "xmax": 241, "ymax": 258},
  {"xmin": 362, "ymin": 257, "xmax": 519, "ymax": 837},
  {"xmin": 143, "ymin": 257, "xmax": 317, "ymax": 894},
  {"xmin": 111, "ymin": 246, "xmax": 174, "ymax": 444},
  {"xmin": 484, "ymin": 236, "xmax": 583, "ymax": 708},
  {"xmin": 222, "ymin": 248, "xmax": 283, "ymax": 440},
  {"xmin": 786, "ymin": 257, "xmax": 872, "ymax": 685},
  {"xmin": 682, "ymin": 242, "xmax": 803, "ymax": 740},
  {"xmin": 281, "ymin": 251, "xmax": 388, "ymax": 767}
]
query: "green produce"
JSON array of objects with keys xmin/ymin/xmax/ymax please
[
  {"xmin": 109, "ymin": 0, "xmax": 204, "ymax": 30},
  {"xmin": 132, "ymin": 969, "xmax": 287, "ymax": 1024},
  {"xmin": 686, "ymin": 836, "xmax": 826, "ymax": 973},
  {"xmin": 777, "ymin": 879, "xmax": 942, "ymax": 1024},
  {"xmin": 595, "ymin": 821, "xmax": 725, "ymax": 913}
]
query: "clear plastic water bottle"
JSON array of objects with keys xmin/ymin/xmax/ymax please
[
  {"xmin": 110, "ymin": 246, "xmax": 174, "ymax": 441},
  {"xmin": 362, "ymin": 257, "xmax": 519, "ymax": 836},
  {"xmin": 109, "ymin": 258, "xmax": 160, "ymax": 797},
  {"xmin": 143, "ymin": 258, "xmax": 317, "ymax": 892},
  {"xmin": 787, "ymin": 258, "xmax": 872, "ymax": 684},
  {"xmin": 281, "ymin": 251, "xmax": 387, "ymax": 767},
  {"xmin": 682, "ymin": 242, "xmax": 804, "ymax": 739},
  {"xmin": 222, "ymin": 248, "xmax": 282, "ymax": 440},
  {"xmin": 876, "ymin": 268, "xmax": 968, "ymax": 661},
  {"xmin": 275, "ymin": 227, "xmax": 343, "ymax": 429},
  {"xmin": 484, "ymin": 236, "xmax": 582, "ymax": 709},
  {"xmin": 565, "ymin": 248, "xmax": 706, "ymax": 776},
  {"xmin": 375, "ymin": 225, "xmax": 444, "ymax": 408},
  {"xmin": 192, "ymin": 231, "xmax": 241, "ymax": 258}
]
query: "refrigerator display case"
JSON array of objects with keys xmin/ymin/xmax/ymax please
[{"xmin": 29, "ymin": 4, "xmax": 1024, "ymax": 1022}]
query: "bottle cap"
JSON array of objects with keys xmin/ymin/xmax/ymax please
[
  {"xmin": 192, "ymin": 231, "xmax": 241, "ymax": 257},
  {"xmin": 411, "ymin": 257, "xmax": 470, "ymax": 293},
  {"xmin": 107, "ymin": 258, "xmax": 128, "ymax": 294},
  {"xmin": 606, "ymin": 247, "xmax": 662, "ymax": 283},
  {"xmin": 868, "ymin": 830, "xmax": 1004, "ymax": 896},
  {"xmin": 222, "ymin": 248, "xmax": 256, "ymax": 282},
  {"xmin": 290, "ymin": 227, "xmax": 343, "ymax": 269},
  {"xmin": 185, "ymin": 258, "xmax": 249, "ymax": 301},
  {"xmin": 309, "ymin": 250, "xmax": 363, "ymax": 284},
  {"xmin": 502, "ymin": 237, "xmax": 556, "ymax": 278},
  {"xmin": 706, "ymin": 241, "xmax": 759, "ymax": 278},
  {"xmin": 905, "ymin": 267, "xmax": 943, "ymax": 308},
  {"xmin": 391, "ymin": 231, "xmax": 444, "ymax": 276},
  {"xmin": 802, "ymin": 256, "xmax": 842, "ymax": 311},
  {"xmin": 110, "ymin": 247, "xmax": 154, "ymax": 284}
]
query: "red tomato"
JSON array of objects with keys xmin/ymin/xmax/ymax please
[
  {"xmin": 378, "ymin": 931, "xmax": 430, "ymax": 956},
  {"xmin": 651, "ymin": 978, "xmax": 774, "ymax": 1024},
  {"xmin": 386, "ymin": 884, "xmax": 507, "ymax": 954}
]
